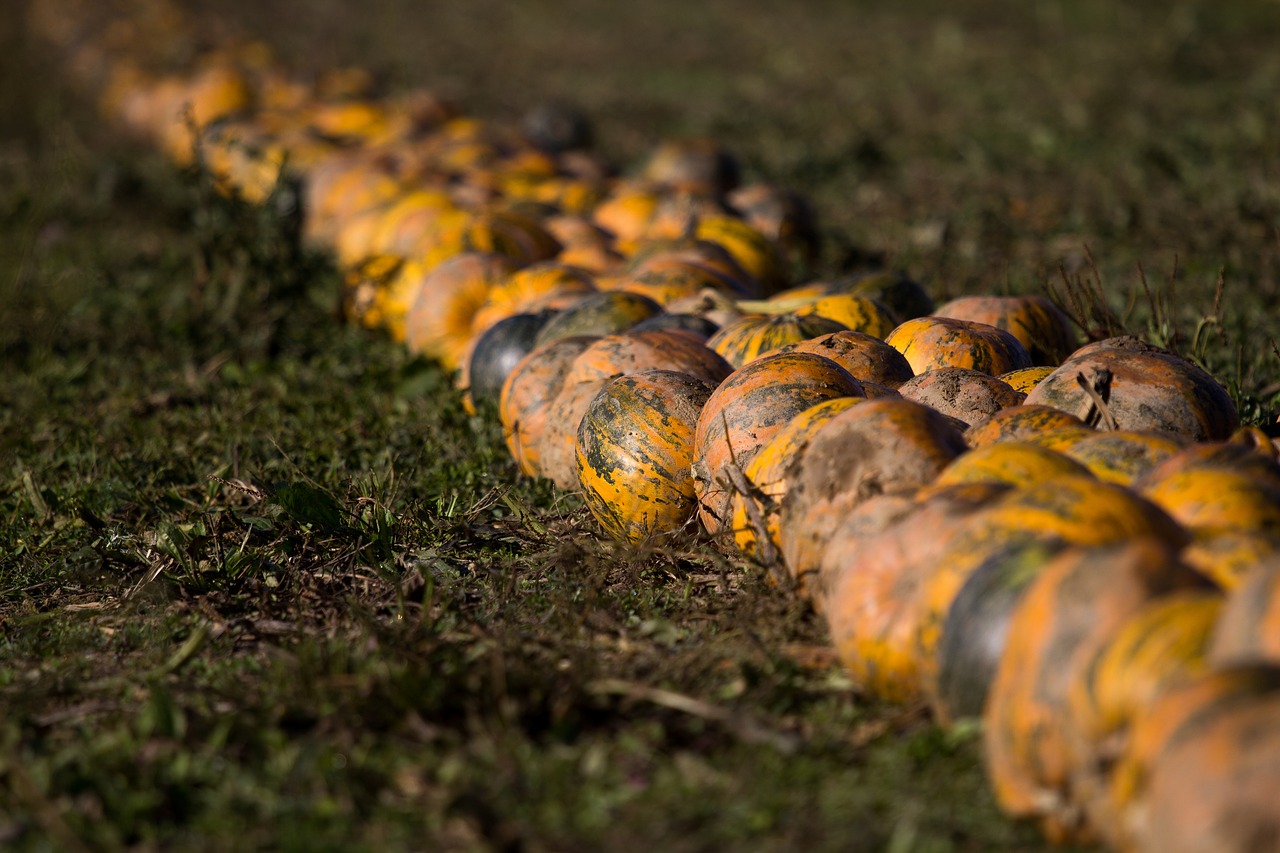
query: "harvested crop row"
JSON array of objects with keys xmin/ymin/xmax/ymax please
[{"xmin": 29, "ymin": 2, "xmax": 1280, "ymax": 850}]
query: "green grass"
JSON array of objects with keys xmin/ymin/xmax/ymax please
[{"xmin": 4, "ymin": 0, "xmax": 1280, "ymax": 849}]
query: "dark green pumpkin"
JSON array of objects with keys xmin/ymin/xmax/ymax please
[
  {"xmin": 932, "ymin": 538, "xmax": 1065, "ymax": 723},
  {"xmin": 534, "ymin": 290, "xmax": 664, "ymax": 346},
  {"xmin": 630, "ymin": 312, "xmax": 721, "ymax": 339},
  {"xmin": 465, "ymin": 310, "xmax": 557, "ymax": 410},
  {"xmin": 834, "ymin": 270, "xmax": 935, "ymax": 321}
]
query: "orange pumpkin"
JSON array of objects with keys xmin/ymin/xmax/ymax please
[
  {"xmin": 963, "ymin": 404, "xmax": 1088, "ymax": 447},
  {"xmin": 895, "ymin": 367, "xmax": 1026, "ymax": 429},
  {"xmin": 575, "ymin": 370, "xmax": 716, "ymax": 543},
  {"xmin": 403, "ymin": 252, "xmax": 518, "ymax": 367},
  {"xmin": 778, "ymin": 330, "xmax": 914, "ymax": 388},
  {"xmin": 934, "ymin": 294, "xmax": 1078, "ymax": 366},
  {"xmin": 727, "ymin": 397, "xmax": 864, "ymax": 564},
  {"xmin": 983, "ymin": 539, "xmax": 1212, "ymax": 839},
  {"xmin": 707, "ymin": 313, "xmax": 849, "ymax": 369},
  {"xmin": 692, "ymin": 352, "xmax": 866, "ymax": 537},
  {"xmin": 885, "ymin": 316, "xmax": 1033, "ymax": 376},
  {"xmin": 779, "ymin": 398, "xmax": 968, "ymax": 598},
  {"xmin": 537, "ymin": 330, "xmax": 734, "ymax": 490},
  {"xmin": 499, "ymin": 336, "xmax": 600, "ymax": 478},
  {"xmin": 1024, "ymin": 336, "xmax": 1239, "ymax": 441}
]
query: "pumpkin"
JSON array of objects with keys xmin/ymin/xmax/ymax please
[
  {"xmin": 779, "ymin": 398, "xmax": 968, "ymax": 598},
  {"xmin": 727, "ymin": 396, "xmax": 865, "ymax": 565},
  {"xmin": 998, "ymin": 365, "xmax": 1055, "ymax": 394},
  {"xmin": 963, "ymin": 405, "xmax": 1087, "ymax": 447},
  {"xmin": 1108, "ymin": 665, "xmax": 1280, "ymax": 853},
  {"xmin": 641, "ymin": 137, "xmax": 741, "ymax": 195},
  {"xmin": 623, "ymin": 238, "xmax": 755, "ymax": 293},
  {"xmin": 575, "ymin": 370, "xmax": 716, "ymax": 543},
  {"xmin": 778, "ymin": 330, "xmax": 914, "ymax": 388},
  {"xmin": 934, "ymin": 294, "xmax": 1078, "ymax": 366},
  {"xmin": 592, "ymin": 184, "xmax": 663, "ymax": 246},
  {"xmin": 339, "ymin": 253, "xmax": 407, "ymax": 329},
  {"xmin": 926, "ymin": 442, "xmax": 1094, "ymax": 493},
  {"xmin": 835, "ymin": 270, "xmax": 935, "ymax": 320},
  {"xmin": 794, "ymin": 294, "xmax": 898, "ymax": 339},
  {"xmin": 726, "ymin": 183, "xmax": 820, "ymax": 269},
  {"xmin": 1136, "ymin": 448, "xmax": 1280, "ymax": 538},
  {"xmin": 885, "ymin": 316, "xmax": 1033, "ymax": 376},
  {"xmin": 499, "ymin": 335, "xmax": 600, "ymax": 477},
  {"xmin": 1063, "ymin": 590, "xmax": 1224, "ymax": 844},
  {"xmin": 1046, "ymin": 429, "xmax": 1187, "ymax": 486},
  {"xmin": 692, "ymin": 352, "xmax": 866, "ymax": 537},
  {"xmin": 469, "ymin": 262, "xmax": 596, "ymax": 339},
  {"xmin": 535, "ymin": 329, "xmax": 733, "ymax": 490},
  {"xmin": 403, "ymin": 252, "xmax": 519, "ymax": 366},
  {"xmin": 1182, "ymin": 529, "xmax": 1280, "ymax": 591},
  {"xmin": 821, "ymin": 482, "xmax": 1012, "ymax": 703},
  {"xmin": 629, "ymin": 312, "xmax": 720, "ymax": 339},
  {"xmin": 694, "ymin": 215, "xmax": 789, "ymax": 295},
  {"xmin": 895, "ymin": 367, "xmax": 1026, "ymax": 429},
  {"xmin": 909, "ymin": 476, "xmax": 1188, "ymax": 726},
  {"xmin": 607, "ymin": 259, "xmax": 745, "ymax": 306},
  {"xmin": 533, "ymin": 290, "xmax": 664, "ymax": 346},
  {"xmin": 983, "ymin": 539, "xmax": 1213, "ymax": 839},
  {"xmin": 1129, "ymin": 683, "xmax": 1280, "ymax": 853},
  {"xmin": 1024, "ymin": 336, "xmax": 1240, "ymax": 441},
  {"xmin": 1208, "ymin": 556, "xmax": 1280, "ymax": 666},
  {"xmin": 706, "ymin": 313, "xmax": 849, "ymax": 369},
  {"xmin": 462, "ymin": 310, "xmax": 557, "ymax": 413},
  {"xmin": 932, "ymin": 538, "xmax": 1066, "ymax": 723}
]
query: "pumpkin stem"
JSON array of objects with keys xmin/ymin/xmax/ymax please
[{"xmin": 1075, "ymin": 369, "xmax": 1118, "ymax": 431}]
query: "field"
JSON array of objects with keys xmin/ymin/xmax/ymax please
[{"xmin": 3, "ymin": 0, "xmax": 1279, "ymax": 849}]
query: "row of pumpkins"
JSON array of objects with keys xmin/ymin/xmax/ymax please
[{"xmin": 32, "ymin": 2, "xmax": 1280, "ymax": 850}]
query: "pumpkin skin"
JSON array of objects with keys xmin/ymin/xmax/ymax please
[
  {"xmin": 463, "ymin": 310, "xmax": 557, "ymax": 413},
  {"xmin": 1063, "ymin": 590, "xmax": 1224, "ymax": 845},
  {"xmin": 469, "ymin": 262, "xmax": 596, "ymax": 339},
  {"xmin": 821, "ymin": 482, "xmax": 1012, "ymax": 703},
  {"xmin": 998, "ymin": 365, "xmax": 1055, "ymax": 394},
  {"xmin": 1024, "ymin": 336, "xmax": 1239, "ymax": 441},
  {"xmin": 910, "ymin": 476, "xmax": 1187, "ymax": 722},
  {"xmin": 779, "ymin": 330, "xmax": 914, "ymax": 388},
  {"xmin": 1047, "ymin": 429, "xmax": 1187, "ymax": 486},
  {"xmin": 1182, "ymin": 529, "xmax": 1280, "ymax": 591},
  {"xmin": 727, "ymin": 396, "xmax": 865, "ymax": 564},
  {"xmin": 706, "ymin": 313, "xmax": 849, "ymax": 369},
  {"xmin": 963, "ymin": 404, "xmax": 1088, "ymax": 447},
  {"xmin": 629, "ymin": 312, "xmax": 720, "ymax": 339},
  {"xmin": 926, "ymin": 441, "xmax": 1095, "ymax": 493},
  {"xmin": 1208, "ymin": 556, "xmax": 1280, "ymax": 667},
  {"xmin": 403, "ymin": 252, "xmax": 518, "ymax": 367},
  {"xmin": 533, "ymin": 290, "xmax": 664, "ymax": 346},
  {"xmin": 694, "ymin": 215, "xmax": 789, "ymax": 296},
  {"xmin": 794, "ymin": 294, "xmax": 898, "ymax": 339},
  {"xmin": 982, "ymin": 539, "xmax": 1213, "ymax": 839},
  {"xmin": 1132, "ymin": 684, "xmax": 1280, "ymax": 853},
  {"xmin": 934, "ymin": 294, "xmax": 1078, "ymax": 366},
  {"xmin": 1135, "ymin": 446, "xmax": 1280, "ymax": 538},
  {"xmin": 835, "ymin": 270, "xmax": 935, "ymax": 321},
  {"xmin": 1108, "ymin": 666, "xmax": 1280, "ymax": 853},
  {"xmin": 575, "ymin": 370, "xmax": 716, "ymax": 543},
  {"xmin": 537, "ymin": 330, "xmax": 734, "ymax": 490},
  {"xmin": 779, "ymin": 398, "xmax": 968, "ymax": 599},
  {"xmin": 896, "ymin": 367, "xmax": 1026, "ymax": 429},
  {"xmin": 692, "ymin": 352, "xmax": 866, "ymax": 537},
  {"xmin": 885, "ymin": 316, "xmax": 1034, "ymax": 376},
  {"xmin": 499, "ymin": 336, "xmax": 600, "ymax": 477},
  {"xmin": 932, "ymin": 538, "xmax": 1066, "ymax": 723}
]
